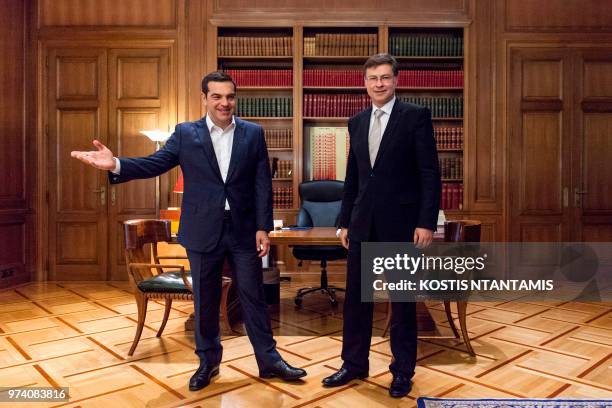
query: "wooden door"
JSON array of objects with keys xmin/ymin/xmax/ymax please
[
  {"xmin": 107, "ymin": 48, "xmax": 170, "ymax": 280},
  {"xmin": 509, "ymin": 48, "xmax": 574, "ymax": 242},
  {"xmin": 47, "ymin": 47, "xmax": 170, "ymax": 280},
  {"xmin": 572, "ymin": 49, "xmax": 612, "ymax": 242},
  {"xmin": 47, "ymin": 48, "xmax": 109, "ymax": 280}
]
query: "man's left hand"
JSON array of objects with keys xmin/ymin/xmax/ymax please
[
  {"xmin": 256, "ymin": 230, "xmax": 270, "ymax": 257},
  {"xmin": 413, "ymin": 228, "xmax": 434, "ymax": 249}
]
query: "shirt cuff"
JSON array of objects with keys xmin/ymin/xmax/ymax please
[{"xmin": 111, "ymin": 158, "xmax": 121, "ymax": 174}]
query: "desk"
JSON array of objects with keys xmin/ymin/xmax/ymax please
[
  {"xmin": 269, "ymin": 227, "xmax": 340, "ymax": 245},
  {"xmin": 268, "ymin": 227, "xmax": 441, "ymax": 332}
]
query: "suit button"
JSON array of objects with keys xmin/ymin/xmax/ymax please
[{"xmin": 370, "ymin": 172, "xmax": 374, "ymax": 178}]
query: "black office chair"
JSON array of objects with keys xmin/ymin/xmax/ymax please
[{"xmin": 292, "ymin": 180, "xmax": 348, "ymax": 306}]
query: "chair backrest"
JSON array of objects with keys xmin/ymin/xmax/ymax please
[
  {"xmin": 444, "ymin": 220, "xmax": 482, "ymax": 243},
  {"xmin": 124, "ymin": 219, "xmax": 172, "ymax": 282},
  {"xmin": 296, "ymin": 180, "xmax": 344, "ymax": 227}
]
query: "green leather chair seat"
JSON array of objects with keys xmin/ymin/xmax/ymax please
[{"xmin": 137, "ymin": 271, "xmax": 192, "ymax": 293}]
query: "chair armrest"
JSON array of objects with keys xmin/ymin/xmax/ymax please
[{"xmin": 128, "ymin": 262, "xmax": 186, "ymax": 269}]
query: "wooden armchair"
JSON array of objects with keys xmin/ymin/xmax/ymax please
[
  {"xmin": 441, "ymin": 220, "xmax": 481, "ymax": 356},
  {"xmin": 124, "ymin": 219, "xmax": 232, "ymax": 356},
  {"xmin": 382, "ymin": 220, "xmax": 481, "ymax": 356}
]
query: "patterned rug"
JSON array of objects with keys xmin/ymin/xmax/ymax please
[{"xmin": 417, "ymin": 398, "xmax": 612, "ymax": 408}]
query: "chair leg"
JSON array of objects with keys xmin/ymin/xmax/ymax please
[
  {"xmin": 156, "ymin": 298, "xmax": 172, "ymax": 338},
  {"xmin": 382, "ymin": 301, "xmax": 392, "ymax": 337},
  {"xmin": 444, "ymin": 300, "xmax": 460, "ymax": 338},
  {"xmin": 220, "ymin": 282, "xmax": 232, "ymax": 333},
  {"xmin": 457, "ymin": 301, "xmax": 475, "ymax": 356},
  {"xmin": 129, "ymin": 291, "xmax": 148, "ymax": 356}
]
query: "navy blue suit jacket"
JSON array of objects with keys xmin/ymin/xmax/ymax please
[
  {"xmin": 339, "ymin": 101, "xmax": 441, "ymax": 242},
  {"xmin": 109, "ymin": 117, "xmax": 273, "ymax": 252}
]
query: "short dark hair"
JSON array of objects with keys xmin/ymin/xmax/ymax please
[
  {"xmin": 201, "ymin": 71, "xmax": 237, "ymax": 95},
  {"xmin": 363, "ymin": 53, "xmax": 399, "ymax": 76}
]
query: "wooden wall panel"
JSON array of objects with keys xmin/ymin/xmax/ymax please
[
  {"xmin": 118, "ymin": 58, "xmax": 162, "ymax": 100},
  {"xmin": 520, "ymin": 112, "xmax": 563, "ymax": 213},
  {"xmin": 0, "ymin": 0, "xmax": 27, "ymax": 289},
  {"xmin": 117, "ymin": 110, "xmax": 158, "ymax": 212},
  {"xmin": 56, "ymin": 57, "xmax": 99, "ymax": 99},
  {"xmin": 0, "ymin": 219, "xmax": 26, "ymax": 287},
  {"xmin": 56, "ymin": 222, "xmax": 99, "ymax": 263},
  {"xmin": 504, "ymin": 0, "xmax": 612, "ymax": 32},
  {"xmin": 56, "ymin": 110, "xmax": 100, "ymax": 211},
  {"xmin": 468, "ymin": 0, "xmax": 501, "ymax": 213},
  {"xmin": 0, "ymin": 0, "xmax": 25, "ymax": 206},
  {"xmin": 583, "ymin": 114, "xmax": 612, "ymax": 213},
  {"xmin": 520, "ymin": 223, "xmax": 561, "ymax": 242},
  {"xmin": 583, "ymin": 61, "xmax": 612, "ymax": 98},
  {"xmin": 522, "ymin": 60, "xmax": 562, "ymax": 99},
  {"xmin": 581, "ymin": 224, "xmax": 612, "ymax": 242},
  {"xmin": 39, "ymin": 0, "xmax": 177, "ymax": 28},
  {"xmin": 213, "ymin": 0, "xmax": 467, "ymax": 13},
  {"xmin": 211, "ymin": 0, "xmax": 469, "ymax": 21}
]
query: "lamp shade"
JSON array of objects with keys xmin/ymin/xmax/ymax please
[
  {"xmin": 140, "ymin": 129, "xmax": 171, "ymax": 143},
  {"xmin": 173, "ymin": 172, "xmax": 184, "ymax": 193}
]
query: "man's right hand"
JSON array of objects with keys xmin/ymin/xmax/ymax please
[
  {"xmin": 339, "ymin": 228, "xmax": 349, "ymax": 249},
  {"xmin": 70, "ymin": 140, "xmax": 116, "ymax": 170}
]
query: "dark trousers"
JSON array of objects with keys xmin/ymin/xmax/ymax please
[
  {"xmin": 186, "ymin": 216, "xmax": 280, "ymax": 369},
  {"xmin": 340, "ymin": 225, "xmax": 417, "ymax": 378}
]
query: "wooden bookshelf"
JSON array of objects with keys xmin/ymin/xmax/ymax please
[
  {"xmin": 214, "ymin": 24, "xmax": 466, "ymax": 214},
  {"xmin": 390, "ymin": 27, "xmax": 465, "ymax": 211},
  {"xmin": 216, "ymin": 27, "xmax": 297, "ymax": 212}
]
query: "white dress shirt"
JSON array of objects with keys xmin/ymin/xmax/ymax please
[
  {"xmin": 112, "ymin": 115, "xmax": 236, "ymax": 210},
  {"xmin": 207, "ymin": 115, "xmax": 235, "ymax": 210},
  {"xmin": 368, "ymin": 96, "xmax": 396, "ymax": 144}
]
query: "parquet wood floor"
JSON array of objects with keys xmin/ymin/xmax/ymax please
[{"xmin": 0, "ymin": 281, "xmax": 610, "ymax": 407}]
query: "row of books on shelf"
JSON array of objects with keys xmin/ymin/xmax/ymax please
[
  {"xmin": 303, "ymin": 94, "xmax": 463, "ymax": 118},
  {"xmin": 225, "ymin": 69, "xmax": 293, "ymax": 87},
  {"xmin": 304, "ymin": 94, "xmax": 369, "ymax": 118},
  {"xmin": 236, "ymin": 97, "xmax": 292, "ymax": 117},
  {"xmin": 218, "ymin": 36, "xmax": 293, "ymax": 56},
  {"xmin": 308, "ymin": 127, "xmax": 350, "ymax": 181},
  {"xmin": 441, "ymin": 183, "xmax": 463, "ymax": 210},
  {"xmin": 434, "ymin": 127, "xmax": 463, "ymax": 150},
  {"xmin": 273, "ymin": 184, "xmax": 462, "ymax": 210},
  {"xmin": 273, "ymin": 187, "xmax": 293, "ymax": 209},
  {"xmin": 304, "ymin": 33, "xmax": 378, "ymax": 56},
  {"xmin": 389, "ymin": 34, "xmax": 463, "ymax": 57},
  {"xmin": 271, "ymin": 158, "xmax": 292, "ymax": 179},
  {"xmin": 396, "ymin": 70, "xmax": 463, "ymax": 88},
  {"xmin": 303, "ymin": 68, "xmax": 463, "ymax": 88},
  {"xmin": 439, "ymin": 157, "xmax": 463, "ymax": 179},
  {"xmin": 398, "ymin": 96, "xmax": 463, "ymax": 118},
  {"xmin": 264, "ymin": 128, "xmax": 293, "ymax": 149}
]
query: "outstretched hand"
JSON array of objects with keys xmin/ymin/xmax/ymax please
[{"xmin": 71, "ymin": 140, "xmax": 116, "ymax": 170}]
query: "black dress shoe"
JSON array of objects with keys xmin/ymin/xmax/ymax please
[
  {"xmin": 389, "ymin": 374, "xmax": 412, "ymax": 398},
  {"xmin": 259, "ymin": 359, "xmax": 307, "ymax": 381},
  {"xmin": 188, "ymin": 364, "xmax": 220, "ymax": 391},
  {"xmin": 322, "ymin": 367, "xmax": 368, "ymax": 387}
]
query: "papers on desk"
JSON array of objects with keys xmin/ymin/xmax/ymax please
[{"xmin": 437, "ymin": 209, "xmax": 446, "ymax": 235}]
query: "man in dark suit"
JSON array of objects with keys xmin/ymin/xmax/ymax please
[
  {"xmin": 71, "ymin": 71, "xmax": 306, "ymax": 391},
  {"xmin": 322, "ymin": 54, "xmax": 441, "ymax": 397}
]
